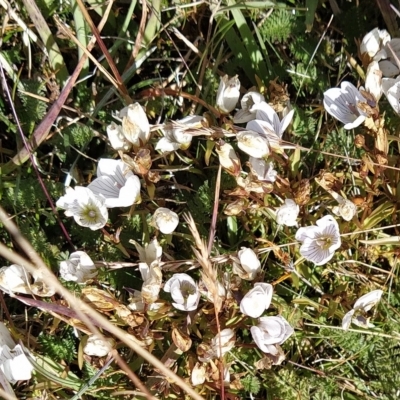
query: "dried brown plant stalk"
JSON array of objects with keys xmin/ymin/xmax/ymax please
[{"xmin": 183, "ymin": 213, "xmax": 223, "ymax": 314}]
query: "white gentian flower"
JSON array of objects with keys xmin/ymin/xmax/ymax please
[
  {"xmin": 342, "ymin": 289, "xmax": 383, "ymax": 330},
  {"xmin": 131, "ymin": 238, "xmax": 162, "ymax": 265},
  {"xmin": 246, "ymin": 101, "xmax": 294, "ymax": 151},
  {"xmin": 139, "ymin": 261, "xmax": 163, "ymax": 304},
  {"xmin": 323, "ymin": 82, "xmax": 368, "ymax": 129},
  {"xmin": 164, "ymin": 273, "xmax": 200, "ymax": 311},
  {"xmin": 250, "ymin": 315, "xmax": 294, "ymax": 355},
  {"xmin": 0, "ymin": 344, "xmax": 34, "ymax": 383},
  {"xmin": 232, "ymin": 247, "xmax": 261, "ymax": 280},
  {"xmin": 295, "ymin": 215, "xmax": 341, "ymax": 265},
  {"xmin": 106, "ymin": 122, "xmax": 131, "ymax": 151},
  {"xmin": 0, "ymin": 265, "xmax": 31, "ymax": 295},
  {"xmin": 382, "ymin": 76, "xmax": 400, "ymax": 114},
  {"xmin": 156, "ymin": 115, "xmax": 204, "ymax": 153},
  {"xmin": 119, "ymin": 103, "xmax": 150, "ymax": 146},
  {"xmin": 83, "ymin": 335, "xmax": 115, "ymax": 357},
  {"xmin": 56, "ymin": 186, "xmax": 108, "ymax": 230},
  {"xmin": 360, "ymin": 28, "xmax": 390, "ymax": 61},
  {"xmin": 59, "ymin": 251, "xmax": 97, "ymax": 283},
  {"xmin": 237, "ymin": 131, "xmax": 270, "ymax": 159},
  {"xmin": 332, "ymin": 199, "xmax": 357, "ymax": 221},
  {"xmin": 249, "ymin": 157, "xmax": 277, "ymax": 182},
  {"xmin": 240, "ymin": 283, "xmax": 273, "ymax": 318},
  {"xmin": 152, "ymin": 207, "xmax": 179, "ymax": 234},
  {"xmin": 234, "ymin": 91, "xmax": 266, "ymax": 123},
  {"xmin": 276, "ymin": 199, "xmax": 300, "ymax": 227},
  {"xmin": 210, "ymin": 328, "xmax": 235, "ymax": 358},
  {"xmin": 88, "ymin": 159, "xmax": 141, "ymax": 208},
  {"xmin": 216, "ymin": 75, "xmax": 240, "ymax": 113}
]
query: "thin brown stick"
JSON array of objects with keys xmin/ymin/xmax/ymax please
[
  {"xmin": 208, "ymin": 165, "xmax": 221, "ymax": 253},
  {"xmin": 112, "ymin": 350, "xmax": 157, "ymax": 400},
  {"xmin": 75, "ymin": 0, "xmax": 131, "ymax": 104},
  {"xmin": 125, "ymin": 0, "xmax": 147, "ymax": 72}
]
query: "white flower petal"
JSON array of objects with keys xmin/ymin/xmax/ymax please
[
  {"xmin": 353, "ymin": 289, "xmax": 383, "ymax": 312},
  {"xmin": 276, "ymin": 199, "xmax": 300, "ymax": 227},
  {"xmin": 216, "ymin": 75, "xmax": 240, "ymax": 113},
  {"xmin": 119, "ymin": 103, "xmax": 150, "ymax": 146},
  {"xmin": 152, "ymin": 207, "xmax": 179, "ymax": 234},
  {"xmin": 88, "ymin": 160, "xmax": 141, "ymax": 208},
  {"xmin": 342, "ymin": 309, "xmax": 355, "ymax": 330},
  {"xmin": 237, "ymin": 131, "xmax": 270, "ymax": 158},
  {"xmin": 0, "ymin": 345, "xmax": 33, "ymax": 383}
]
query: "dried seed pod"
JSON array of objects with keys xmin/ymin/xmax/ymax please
[{"xmin": 292, "ymin": 179, "xmax": 310, "ymax": 205}]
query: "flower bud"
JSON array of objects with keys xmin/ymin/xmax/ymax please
[{"xmin": 216, "ymin": 75, "xmax": 240, "ymax": 113}]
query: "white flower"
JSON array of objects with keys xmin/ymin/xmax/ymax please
[
  {"xmin": 59, "ymin": 251, "xmax": 97, "ymax": 283},
  {"xmin": 240, "ymin": 283, "xmax": 273, "ymax": 318},
  {"xmin": 295, "ymin": 215, "xmax": 341, "ymax": 265},
  {"xmin": 0, "ymin": 344, "xmax": 34, "ymax": 383},
  {"xmin": 382, "ymin": 76, "xmax": 400, "ymax": 114},
  {"xmin": 83, "ymin": 335, "xmax": 115, "ymax": 357},
  {"xmin": 88, "ymin": 159, "xmax": 141, "ymax": 208},
  {"xmin": 139, "ymin": 261, "xmax": 163, "ymax": 304},
  {"xmin": 156, "ymin": 115, "xmax": 204, "ymax": 153},
  {"xmin": 360, "ymin": 28, "xmax": 390, "ymax": 61},
  {"xmin": 119, "ymin": 103, "xmax": 150, "ymax": 146},
  {"xmin": 332, "ymin": 199, "xmax": 357, "ymax": 221},
  {"xmin": 237, "ymin": 131, "xmax": 270, "ymax": 159},
  {"xmin": 342, "ymin": 289, "xmax": 383, "ymax": 330},
  {"xmin": 56, "ymin": 186, "xmax": 108, "ymax": 230},
  {"xmin": 233, "ymin": 91, "xmax": 266, "ymax": 123},
  {"xmin": 365, "ymin": 61, "xmax": 383, "ymax": 101},
  {"xmin": 323, "ymin": 82, "xmax": 368, "ymax": 129},
  {"xmin": 276, "ymin": 199, "xmax": 300, "ymax": 227},
  {"xmin": 249, "ymin": 157, "xmax": 277, "ymax": 182},
  {"xmin": 106, "ymin": 122, "xmax": 131, "ymax": 151},
  {"xmin": 216, "ymin": 75, "xmax": 240, "ymax": 113},
  {"xmin": 164, "ymin": 273, "xmax": 200, "ymax": 311},
  {"xmin": 0, "ymin": 265, "xmax": 31, "ymax": 295},
  {"xmin": 131, "ymin": 238, "xmax": 162, "ymax": 265},
  {"xmin": 232, "ymin": 247, "xmax": 261, "ymax": 280},
  {"xmin": 152, "ymin": 207, "xmax": 179, "ymax": 234},
  {"xmin": 0, "ymin": 323, "xmax": 34, "ymax": 383},
  {"xmin": 246, "ymin": 101, "xmax": 294, "ymax": 151},
  {"xmin": 250, "ymin": 316, "xmax": 294, "ymax": 355}
]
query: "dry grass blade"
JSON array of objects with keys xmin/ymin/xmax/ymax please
[{"xmin": 183, "ymin": 213, "xmax": 222, "ymax": 314}]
